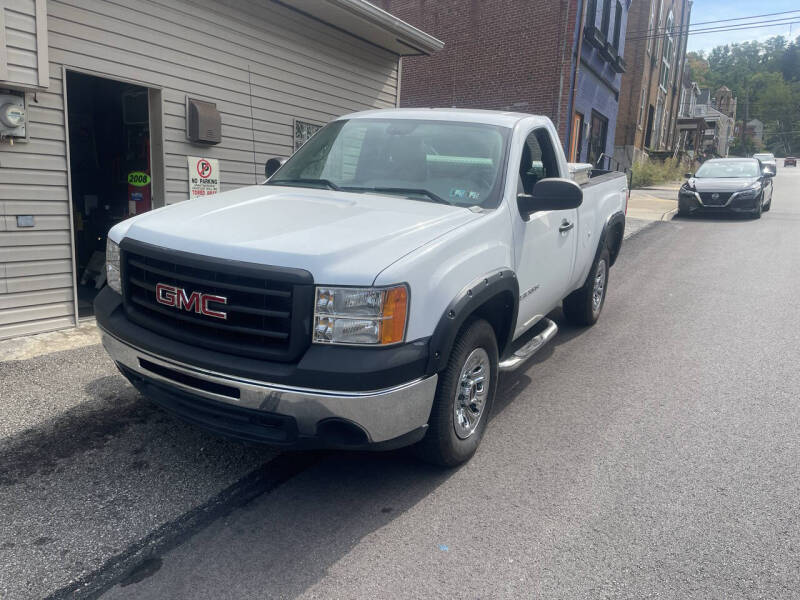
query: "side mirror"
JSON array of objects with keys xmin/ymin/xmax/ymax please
[
  {"xmin": 763, "ymin": 169, "xmax": 775, "ymax": 178},
  {"xmin": 517, "ymin": 178, "xmax": 583, "ymax": 215},
  {"xmin": 684, "ymin": 172, "xmax": 693, "ymax": 178},
  {"xmin": 265, "ymin": 157, "xmax": 286, "ymax": 179}
]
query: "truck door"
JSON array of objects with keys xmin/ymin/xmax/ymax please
[{"xmin": 512, "ymin": 128, "xmax": 578, "ymax": 337}]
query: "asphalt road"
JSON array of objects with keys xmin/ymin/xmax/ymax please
[{"xmin": 2, "ymin": 168, "xmax": 799, "ymax": 599}]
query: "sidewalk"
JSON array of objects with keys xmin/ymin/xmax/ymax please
[
  {"xmin": 627, "ymin": 182, "xmax": 681, "ymax": 222},
  {"xmin": 0, "ymin": 320, "xmax": 100, "ymax": 362}
]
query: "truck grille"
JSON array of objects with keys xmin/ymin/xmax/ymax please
[
  {"xmin": 699, "ymin": 191, "xmax": 732, "ymax": 206},
  {"xmin": 120, "ymin": 239, "xmax": 313, "ymax": 362}
]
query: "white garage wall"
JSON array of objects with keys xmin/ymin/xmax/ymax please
[{"xmin": 0, "ymin": 0, "xmax": 400, "ymax": 339}]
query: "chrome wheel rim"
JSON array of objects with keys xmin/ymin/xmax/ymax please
[
  {"xmin": 453, "ymin": 348, "xmax": 490, "ymax": 439},
  {"xmin": 592, "ymin": 259, "xmax": 607, "ymax": 313}
]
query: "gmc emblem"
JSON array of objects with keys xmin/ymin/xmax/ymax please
[{"xmin": 155, "ymin": 283, "xmax": 227, "ymax": 320}]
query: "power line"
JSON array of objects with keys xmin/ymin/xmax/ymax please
[
  {"xmin": 626, "ymin": 19, "xmax": 800, "ymax": 42},
  {"xmin": 627, "ymin": 17, "xmax": 800, "ymax": 41},
  {"xmin": 626, "ymin": 9, "xmax": 800, "ymax": 36}
]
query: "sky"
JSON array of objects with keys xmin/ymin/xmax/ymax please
[{"xmin": 686, "ymin": 0, "xmax": 800, "ymax": 54}]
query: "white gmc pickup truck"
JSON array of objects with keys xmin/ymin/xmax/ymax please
[{"xmin": 96, "ymin": 109, "xmax": 628, "ymax": 466}]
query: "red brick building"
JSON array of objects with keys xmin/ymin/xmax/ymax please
[
  {"xmin": 374, "ymin": 0, "xmax": 582, "ymax": 144},
  {"xmin": 614, "ymin": 0, "xmax": 692, "ymax": 167}
]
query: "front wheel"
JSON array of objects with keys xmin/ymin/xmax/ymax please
[
  {"xmin": 750, "ymin": 197, "xmax": 763, "ymax": 219},
  {"xmin": 563, "ymin": 246, "xmax": 610, "ymax": 326},
  {"xmin": 416, "ymin": 318, "xmax": 498, "ymax": 467}
]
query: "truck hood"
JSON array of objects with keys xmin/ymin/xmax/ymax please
[
  {"xmin": 114, "ymin": 185, "xmax": 483, "ymax": 285},
  {"xmin": 688, "ymin": 177, "xmax": 758, "ymax": 192}
]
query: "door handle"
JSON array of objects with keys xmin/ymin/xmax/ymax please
[{"xmin": 559, "ymin": 220, "xmax": 574, "ymax": 233}]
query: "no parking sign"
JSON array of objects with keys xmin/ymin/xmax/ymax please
[{"xmin": 188, "ymin": 156, "xmax": 220, "ymax": 198}]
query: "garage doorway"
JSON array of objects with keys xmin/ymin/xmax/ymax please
[{"xmin": 65, "ymin": 71, "xmax": 163, "ymax": 317}]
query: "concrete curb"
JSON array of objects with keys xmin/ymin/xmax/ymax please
[{"xmin": 661, "ymin": 207, "xmax": 678, "ymax": 221}]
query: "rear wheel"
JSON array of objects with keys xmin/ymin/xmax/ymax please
[
  {"xmin": 563, "ymin": 246, "xmax": 610, "ymax": 326},
  {"xmin": 416, "ymin": 318, "xmax": 498, "ymax": 467}
]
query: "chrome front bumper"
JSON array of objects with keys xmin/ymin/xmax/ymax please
[{"xmin": 101, "ymin": 331, "xmax": 437, "ymax": 445}]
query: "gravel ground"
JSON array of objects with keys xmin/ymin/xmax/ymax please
[{"xmin": 0, "ymin": 346, "xmax": 277, "ymax": 599}]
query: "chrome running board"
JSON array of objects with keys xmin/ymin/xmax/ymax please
[{"xmin": 498, "ymin": 318, "xmax": 558, "ymax": 372}]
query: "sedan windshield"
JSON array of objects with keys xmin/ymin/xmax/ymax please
[
  {"xmin": 695, "ymin": 161, "xmax": 760, "ymax": 178},
  {"xmin": 753, "ymin": 154, "xmax": 774, "ymax": 162},
  {"xmin": 267, "ymin": 118, "xmax": 510, "ymax": 208}
]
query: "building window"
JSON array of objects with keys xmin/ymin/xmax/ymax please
[
  {"xmin": 660, "ymin": 10, "xmax": 674, "ymax": 91},
  {"xmin": 294, "ymin": 119, "xmax": 323, "ymax": 152},
  {"xmin": 613, "ymin": 2, "xmax": 623, "ymax": 50},
  {"xmin": 655, "ymin": 0, "xmax": 664, "ymax": 58},
  {"xmin": 601, "ymin": 0, "xmax": 611, "ymax": 38},
  {"xmin": 638, "ymin": 88, "xmax": 646, "ymax": 127},
  {"xmin": 588, "ymin": 110, "xmax": 609, "ymax": 166},
  {"xmin": 647, "ymin": 0, "xmax": 656, "ymax": 54},
  {"xmin": 587, "ymin": 0, "xmax": 597, "ymax": 27},
  {"xmin": 654, "ymin": 97, "xmax": 664, "ymax": 148}
]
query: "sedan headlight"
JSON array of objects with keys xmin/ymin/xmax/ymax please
[
  {"xmin": 737, "ymin": 181, "xmax": 761, "ymax": 198},
  {"xmin": 106, "ymin": 239, "xmax": 121, "ymax": 294},
  {"xmin": 313, "ymin": 285, "xmax": 408, "ymax": 345}
]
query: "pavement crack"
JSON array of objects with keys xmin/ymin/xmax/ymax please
[{"xmin": 44, "ymin": 451, "xmax": 322, "ymax": 600}]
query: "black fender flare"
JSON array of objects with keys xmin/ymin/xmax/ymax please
[
  {"xmin": 601, "ymin": 211, "xmax": 626, "ymax": 266},
  {"xmin": 425, "ymin": 269, "xmax": 519, "ymax": 375}
]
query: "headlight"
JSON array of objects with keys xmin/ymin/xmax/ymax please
[
  {"xmin": 737, "ymin": 182, "xmax": 761, "ymax": 197},
  {"xmin": 106, "ymin": 239, "xmax": 121, "ymax": 294},
  {"xmin": 313, "ymin": 285, "xmax": 408, "ymax": 345}
]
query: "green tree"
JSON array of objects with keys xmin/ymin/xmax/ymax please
[{"xmin": 695, "ymin": 36, "xmax": 800, "ymax": 155}]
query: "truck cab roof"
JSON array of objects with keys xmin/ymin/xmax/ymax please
[{"xmin": 340, "ymin": 107, "xmax": 552, "ymax": 129}]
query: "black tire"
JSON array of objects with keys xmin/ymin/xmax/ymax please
[
  {"xmin": 563, "ymin": 246, "xmax": 610, "ymax": 326},
  {"xmin": 677, "ymin": 199, "xmax": 690, "ymax": 217},
  {"xmin": 763, "ymin": 197, "xmax": 772, "ymax": 212},
  {"xmin": 750, "ymin": 197, "xmax": 763, "ymax": 219},
  {"xmin": 416, "ymin": 318, "xmax": 498, "ymax": 467}
]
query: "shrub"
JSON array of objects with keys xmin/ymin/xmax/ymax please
[{"xmin": 631, "ymin": 157, "xmax": 684, "ymax": 188}]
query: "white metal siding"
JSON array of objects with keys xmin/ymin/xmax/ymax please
[
  {"xmin": 0, "ymin": 0, "xmax": 400, "ymax": 339},
  {"xmin": 1, "ymin": 0, "xmax": 48, "ymax": 87}
]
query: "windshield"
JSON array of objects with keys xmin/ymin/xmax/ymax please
[
  {"xmin": 695, "ymin": 161, "xmax": 760, "ymax": 178},
  {"xmin": 267, "ymin": 118, "xmax": 510, "ymax": 208},
  {"xmin": 753, "ymin": 154, "xmax": 774, "ymax": 161}
]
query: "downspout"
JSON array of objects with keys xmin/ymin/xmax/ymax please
[
  {"xmin": 565, "ymin": 0, "xmax": 586, "ymax": 158},
  {"xmin": 555, "ymin": 0, "xmax": 572, "ymax": 137},
  {"xmin": 396, "ymin": 56, "xmax": 403, "ymax": 107}
]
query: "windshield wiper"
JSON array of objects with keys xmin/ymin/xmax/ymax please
[
  {"xmin": 343, "ymin": 186, "xmax": 451, "ymax": 205},
  {"xmin": 267, "ymin": 178, "xmax": 340, "ymax": 190}
]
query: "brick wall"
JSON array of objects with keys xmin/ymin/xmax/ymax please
[
  {"xmin": 376, "ymin": 0, "xmax": 578, "ymax": 145},
  {"xmin": 615, "ymin": 0, "xmax": 691, "ymax": 157}
]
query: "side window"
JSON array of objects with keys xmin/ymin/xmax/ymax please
[{"xmin": 518, "ymin": 129, "xmax": 560, "ymax": 195}]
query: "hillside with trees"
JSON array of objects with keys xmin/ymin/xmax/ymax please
[{"xmin": 687, "ymin": 35, "xmax": 800, "ymax": 156}]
